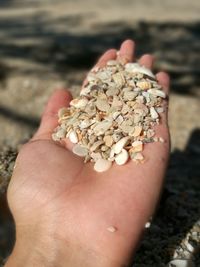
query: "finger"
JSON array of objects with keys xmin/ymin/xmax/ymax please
[
  {"xmin": 156, "ymin": 71, "xmax": 170, "ymax": 95},
  {"xmin": 138, "ymin": 54, "xmax": 154, "ymax": 69},
  {"xmin": 155, "ymin": 71, "xmax": 170, "ymax": 127},
  {"xmin": 82, "ymin": 49, "xmax": 117, "ymax": 88},
  {"xmin": 32, "ymin": 89, "xmax": 72, "ymax": 141},
  {"xmin": 117, "ymin": 39, "xmax": 135, "ymax": 63},
  {"xmin": 95, "ymin": 49, "xmax": 117, "ymax": 68}
]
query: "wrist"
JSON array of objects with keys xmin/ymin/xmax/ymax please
[{"xmin": 5, "ymin": 230, "xmax": 129, "ymax": 267}]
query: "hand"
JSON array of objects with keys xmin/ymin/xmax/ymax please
[{"xmin": 6, "ymin": 40, "xmax": 170, "ymax": 267}]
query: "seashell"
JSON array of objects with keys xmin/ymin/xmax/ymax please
[
  {"xmin": 70, "ymin": 98, "xmax": 88, "ymax": 109},
  {"xmin": 56, "ymin": 128, "xmax": 66, "ymax": 139},
  {"xmin": 103, "ymin": 135, "xmax": 114, "ymax": 147},
  {"xmin": 58, "ymin": 107, "xmax": 69, "ymax": 118},
  {"xmin": 119, "ymin": 123, "xmax": 134, "ymax": 134},
  {"xmin": 136, "ymin": 80, "xmax": 151, "ymax": 90},
  {"xmin": 52, "ymin": 133, "xmax": 60, "ymax": 141},
  {"xmin": 115, "ymin": 149, "xmax": 129, "ymax": 165},
  {"xmin": 147, "ymin": 89, "xmax": 166, "ymax": 98},
  {"xmin": 90, "ymin": 152, "xmax": 102, "ymax": 161},
  {"xmin": 131, "ymin": 152, "xmax": 144, "ymax": 161},
  {"xmin": 121, "ymin": 104, "xmax": 130, "ymax": 115},
  {"xmin": 125, "ymin": 63, "xmax": 155, "ymax": 78},
  {"xmin": 80, "ymin": 86, "xmax": 91, "ymax": 96},
  {"xmin": 167, "ymin": 259, "xmax": 195, "ymax": 267},
  {"xmin": 113, "ymin": 136, "xmax": 130, "ymax": 154},
  {"xmin": 106, "ymin": 87, "xmax": 119, "ymax": 97},
  {"xmin": 136, "ymin": 95, "xmax": 145, "ymax": 104},
  {"xmin": 123, "ymin": 91, "xmax": 138, "ymax": 101},
  {"xmin": 150, "ymin": 107, "xmax": 159, "ymax": 119},
  {"xmin": 90, "ymin": 140, "xmax": 104, "ymax": 152},
  {"xmin": 72, "ymin": 145, "xmax": 88, "ymax": 157},
  {"xmin": 94, "ymin": 158, "xmax": 112, "ymax": 172},
  {"xmin": 96, "ymin": 71, "xmax": 111, "ymax": 81},
  {"xmin": 115, "ymin": 115, "xmax": 124, "ymax": 124},
  {"xmin": 96, "ymin": 99, "xmax": 110, "ymax": 112},
  {"xmin": 79, "ymin": 120, "xmax": 94, "ymax": 129},
  {"xmin": 112, "ymin": 133, "xmax": 123, "ymax": 142},
  {"xmin": 112, "ymin": 96, "xmax": 123, "ymax": 110},
  {"xmin": 93, "ymin": 121, "xmax": 113, "ymax": 136},
  {"xmin": 87, "ymin": 72, "xmax": 97, "ymax": 82},
  {"xmin": 112, "ymin": 72, "xmax": 125, "ymax": 87},
  {"xmin": 69, "ymin": 130, "xmax": 78, "ymax": 144},
  {"xmin": 156, "ymin": 107, "xmax": 164, "ymax": 113},
  {"xmin": 131, "ymin": 141, "xmax": 143, "ymax": 152},
  {"xmin": 112, "ymin": 111, "xmax": 121, "ymax": 120},
  {"xmin": 130, "ymin": 126, "xmax": 142, "ymax": 137}
]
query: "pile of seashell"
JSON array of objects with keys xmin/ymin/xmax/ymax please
[{"xmin": 52, "ymin": 60, "xmax": 167, "ymax": 172}]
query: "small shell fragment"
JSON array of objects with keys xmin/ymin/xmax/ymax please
[
  {"xmin": 167, "ymin": 259, "xmax": 195, "ymax": 267},
  {"xmin": 125, "ymin": 63, "xmax": 155, "ymax": 78},
  {"xmin": 113, "ymin": 136, "xmax": 130, "ymax": 154},
  {"xmin": 115, "ymin": 149, "xmax": 129, "ymax": 165},
  {"xmin": 72, "ymin": 145, "xmax": 88, "ymax": 157},
  {"xmin": 148, "ymin": 89, "xmax": 166, "ymax": 98},
  {"xmin": 150, "ymin": 107, "xmax": 159, "ymax": 119},
  {"xmin": 107, "ymin": 226, "xmax": 117, "ymax": 233},
  {"xmin": 70, "ymin": 98, "xmax": 88, "ymax": 108},
  {"xmin": 58, "ymin": 107, "xmax": 69, "ymax": 118},
  {"xmin": 137, "ymin": 81, "xmax": 151, "ymax": 90},
  {"xmin": 69, "ymin": 131, "xmax": 78, "ymax": 144},
  {"xmin": 93, "ymin": 121, "xmax": 112, "ymax": 136},
  {"xmin": 131, "ymin": 141, "xmax": 143, "ymax": 152},
  {"xmin": 94, "ymin": 158, "xmax": 112, "ymax": 172}
]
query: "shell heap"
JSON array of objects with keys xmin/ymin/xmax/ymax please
[{"xmin": 52, "ymin": 60, "xmax": 167, "ymax": 172}]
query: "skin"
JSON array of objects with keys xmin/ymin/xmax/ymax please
[{"xmin": 5, "ymin": 40, "xmax": 170, "ymax": 267}]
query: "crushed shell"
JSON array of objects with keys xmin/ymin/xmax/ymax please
[
  {"xmin": 52, "ymin": 60, "xmax": 167, "ymax": 172},
  {"xmin": 94, "ymin": 158, "xmax": 112, "ymax": 172}
]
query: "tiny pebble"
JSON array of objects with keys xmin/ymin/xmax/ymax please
[{"xmin": 107, "ymin": 226, "xmax": 117, "ymax": 233}]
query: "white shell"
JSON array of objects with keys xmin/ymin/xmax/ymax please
[
  {"xmin": 93, "ymin": 121, "xmax": 113, "ymax": 136},
  {"xmin": 150, "ymin": 107, "xmax": 159, "ymax": 119},
  {"xmin": 72, "ymin": 145, "xmax": 88, "ymax": 157},
  {"xmin": 69, "ymin": 131, "xmax": 78, "ymax": 144},
  {"xmin": 167, "ymin": 259, "xmax": 195, "ymax": 267},
  {"xmin": 113, "ymin": 136, "xmax": 130, "ymax": 154},
  {"xmin": 56, "ymin": 128, "xmax": 66, "ymax": 139},
  {"xmin": 147, "ymin": 89, "xmax": 166, "ymax": 98},
  {"xmin": 70, "ymin": 98, "xmax": 88, "ymax": 109},
  {"xmin": 125, "ymin": 63, "xmax": 155, "ymax": 78},
  {"xmin": 115, "ymin": 149, "xmax": 129, "ymax": 165},
  {"xmin": 94, "ymin": 158, "xmax": 112, "ymax": 172}
]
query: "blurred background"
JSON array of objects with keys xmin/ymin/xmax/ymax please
[{"xmin": 0, "ymin": 0, "xmax": 200, "ymax": 266}]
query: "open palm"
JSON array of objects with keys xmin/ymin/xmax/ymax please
[{"xmin": 7, "ymin": 40, "xmax": 170, "ymax": 267}]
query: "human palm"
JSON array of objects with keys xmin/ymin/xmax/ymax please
[{"xmin": 7, "ymin": 40, "xmax": 170, "ymax": 267}]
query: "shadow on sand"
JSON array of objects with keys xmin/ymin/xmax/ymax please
[{"xmin": 0, "ymin": 12, "xmax": 200, "ymax": 95}]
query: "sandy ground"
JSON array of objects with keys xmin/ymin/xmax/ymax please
[{"xmin": 0, "ymin": 0, "xmax": 200, "ymax": 266}]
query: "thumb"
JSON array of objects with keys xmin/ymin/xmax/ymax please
[{"xmin": 32, "ymin": 89, "xmax": 72, "ymax": 141}]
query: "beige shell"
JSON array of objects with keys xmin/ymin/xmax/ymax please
[
  {"xmin": 147, "ymin": 89, "xmax": 166, "ymax": 98},
  {"xmin": 70, "ymin": 98, "xmax": 88, "ymax": 109},
  {"xmin": 137, "ymin": 81, "xmax": 151, "ymax": 90},
  {"xmin": 94, "ymin": 158, "xmax": 112, "ymax": 172},
  {"xmin": 93, "ymin": 121, "xmax": 113, "ymax": 136},
  {"xmin": 72, "ymin": 145, "xmax": 88, "ymax": 157}
]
